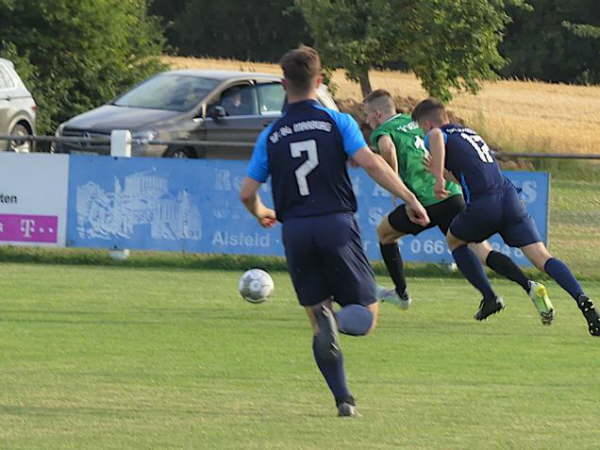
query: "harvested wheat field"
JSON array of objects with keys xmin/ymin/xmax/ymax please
[{"xmin": 164, "ymin": 56, "xmax": 600, "ymax": 155}]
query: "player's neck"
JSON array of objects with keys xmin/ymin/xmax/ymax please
[
  {"xmin": 287, "ymin": 92, "xmax": 318, "ymax": 104},
  {"xmin": 380, "ymin": 111, "xmax": 398, "ymax": 124}
]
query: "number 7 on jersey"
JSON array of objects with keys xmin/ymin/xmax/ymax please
[{"xmin": 290, "ymin": 139, "xmax": 319, "ymax": 196}]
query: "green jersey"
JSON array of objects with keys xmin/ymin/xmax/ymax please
[{"xmin": 370, "ymin": 113, "xmax": 461, "ymax": 207}]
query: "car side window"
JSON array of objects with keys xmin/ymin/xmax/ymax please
[
  {"xmin": 257, "ymin": 82, "xmax": 285, "ymax": 116},
  {"xmin": 0, "ymin": 65, "xmax": 15, "ymax": 90},
  {"xmin": 218, "ymin": 85, "xmax": 258, "ymax": 116}
]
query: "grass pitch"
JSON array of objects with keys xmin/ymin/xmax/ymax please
[{"xmin": 1, "ymin": 263, "xmax": 599, "ymax": 449}]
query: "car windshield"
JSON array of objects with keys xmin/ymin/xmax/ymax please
[{"xmin": 113, "ymin": 74, "xmax": 219, "ymax": 112}]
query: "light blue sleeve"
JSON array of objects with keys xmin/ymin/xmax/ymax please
[
  {"xmin": 246, "ymin": 126, "xmax": 271, "ymax": 183},
  {"xmin": 424, "ymin": 130, "xmax": 448, "ymax": 150},
  {"xmin": 316, "ymin": 107, "xmax": 366, "ymax": 156}
]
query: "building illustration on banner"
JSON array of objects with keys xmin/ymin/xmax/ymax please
[
  {"xmin": 75, "ymin": 170, "xmax": 202, "ymax": 240},
  {"xmin": 62, "ymin": 156, "xmax": 547, "ymax": 264}
]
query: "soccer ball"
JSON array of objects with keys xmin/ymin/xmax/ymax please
[{"xmin": 238, "ymin": 269, "xmax": 274, "ymax": 304}]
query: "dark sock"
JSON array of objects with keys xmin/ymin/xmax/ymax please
[
  {"xmin": 312, "ymin": 337, "xmax": 351, "ymax": 404},
  {"xmin": 544, "ymin": 258, "xmax": 584, "ymax": 301},
  {"xmin": 452, "ymin": 245, "xmax": 497, "ymax": 300},
  {"xmin": 379, "ymin": 242, "xmax": 407, "ymax": 295},
  {"xmin": 486, "ymin": 250, "xmax": 530, "ymax": 292}
]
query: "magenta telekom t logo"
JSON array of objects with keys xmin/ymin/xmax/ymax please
[
  {"xmin": 0, "ymin": 214, "xmax": 58, "ymax": 243},
  {"xmin": 20, "ymin": 218, "xmax": 36, "ymax": 238}
]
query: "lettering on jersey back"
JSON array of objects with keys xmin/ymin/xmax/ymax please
[{"xmin": 269, "ymin": 120, "xmax": 332, "ymax": 144}]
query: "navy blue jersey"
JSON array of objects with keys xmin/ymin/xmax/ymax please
[
  {"xmin": 427, "ymin": 124, "xmax": 504, "ymax": 201},
  {"xmin": 247, "ymin": 100, "xmax": 366, "ymax": 222}
]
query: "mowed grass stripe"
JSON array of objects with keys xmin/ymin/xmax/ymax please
[{"xmin": 0, "ymin": 264, "xmax": 599, "ymax": 449}]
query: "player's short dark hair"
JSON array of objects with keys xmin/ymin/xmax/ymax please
[
  {"xmin": 411, "ymin": 97, "xmax": 446, "ymax": 122},
  {"xmin": 363, "ymin": 89, "xmax": 392, "ymax": 104},
  {"xmin": 280, "ymin": 45, "xmax": 321, "ymax": 95}
]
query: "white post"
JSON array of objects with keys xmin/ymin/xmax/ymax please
[{"xmin": 109, "ymin": 130, "xmax": 131, "ymax": 261}]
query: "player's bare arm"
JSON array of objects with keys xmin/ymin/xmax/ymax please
[
  {"xmin": 377, "ymin": 135, "xmax": 399, "ymax": 175},
  {"xmin": 426, "ymin": 128, "xmax": 449, "ymax": 199},
  {"xmin": 423, "ymin": 151, "xmax": 458, "ymax": 184},
  {"xmin": 352, "ymin": 147, "xmax": 430, "ymax": 226},
  {"xmin": 377, "ymin": 135, "xmax": 401, "ymax": 205},
  {"xmin": 239, "ymin": 177, "xmax": 277, "ymax": 228}
]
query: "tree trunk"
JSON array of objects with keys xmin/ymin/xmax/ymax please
[{"xmin": 358, "ymin": 69, "xmax": 372, "ymax": 98}]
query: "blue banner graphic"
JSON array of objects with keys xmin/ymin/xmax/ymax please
[{"xmin": 67, "ymin": 155, "xmax": 548, "ymax": 265}]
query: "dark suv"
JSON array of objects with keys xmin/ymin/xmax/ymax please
[{"xmin": 54, "ymin": 69, "xmax": 338, "ymax": 159}]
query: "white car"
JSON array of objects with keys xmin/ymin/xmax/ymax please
[{"xmin": 0, "ymin": 58, "xmax": 36, "ymax": 152}]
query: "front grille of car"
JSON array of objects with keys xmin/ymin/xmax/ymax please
[{"xmin": 60, "ymin": 128, "xmax": 111, "ymax": 154}]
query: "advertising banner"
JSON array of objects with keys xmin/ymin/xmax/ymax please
[
  {"xmin": 67, "ymin": 155, "xmax": 548, "ymax": 266},
  {"xmin": 0, "ymin": 153, "xmax": 69, "ymax": 247}
]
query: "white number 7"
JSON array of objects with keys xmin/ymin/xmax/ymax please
[{"xmin": 290, "ymin": 139, "xmax": 319, "ymax": 196}]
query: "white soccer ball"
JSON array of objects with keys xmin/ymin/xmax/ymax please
[{"xmin": 238, "ymin": 269, "xmax": 274, "ymax": 304}]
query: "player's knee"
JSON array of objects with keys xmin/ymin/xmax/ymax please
[
  {"xmin": 533, "ymin": 257, "xmax": 548, "ymax": 272},
  {"xmin": 377, "ymin": 221, "xmax": 402, "ymax": 245},
  {"xmin": 447, "ymin": 234, "xmax": 464, "ymax": 250},
  {"xmin": 522, "ymin": 243, "xmax": 552, "ymax": 271},
  {"xmin": 336, "ymin": 304, "xmax": 374, "ymax": 336},
  {"xmin": 376, "ymin": 220, "xmax": 389, "ymax": 241}
]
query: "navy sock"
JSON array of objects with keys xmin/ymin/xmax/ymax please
[
  {"xmin": 336, "ymin": 304, "xmax": 373, "ymax": 336},
  {"xmin": 486, "ymin": 250, "xmax": 530, "ymax": 292},
  {"xmin": 379, "ymin": 242, "xmax": 407, "ymax": 295},
  {"xmin": 452, "ymin": 245, "xmax": 496, "ymax": 300},
  {"xmin": 544, "ymin": 258, "xmax": 584, "ymax": 300},
  {"xmin": 312, "ymin": 337, "xmax": 351, "ymax": 404}
]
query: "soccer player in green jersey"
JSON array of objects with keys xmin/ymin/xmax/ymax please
[{"xmin": 363, "ymin": 90, "xmax": 554, "ymax": 325}]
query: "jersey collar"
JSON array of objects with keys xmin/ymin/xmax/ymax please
[{"xmin": 381, "ymin": 113, "xmax": 406, "ymax": 125}]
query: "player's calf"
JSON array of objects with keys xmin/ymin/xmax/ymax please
[{"xmin": 313, "ymin": 304, "xmax": 341, "ymax": 362}]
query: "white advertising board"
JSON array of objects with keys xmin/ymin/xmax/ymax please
[{"xmin": 0, "ymin": 153, "xmax": 69, "ymax": 247}]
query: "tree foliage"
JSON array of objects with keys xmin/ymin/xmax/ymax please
[
  {"xmin": 167, "ymin": 0, "xmax": 312, "ymax": 62},
  {"xmin": 296, "ymin": 0, "xmax": 528, "ymax": 100},
  {"xmin": 0, "ymin": 0, "xmax": 166, "ymax": 135},
  {"xmin": 294, "ymin": 0, "xmax": 401, "ymax": 96},
  {"xmin": 149, "ymin": 0, "xmax": 599, "ymax": 89},
  {"xmin": 501, "ymin": 0, "xmax": 600, "ymax": 84}
]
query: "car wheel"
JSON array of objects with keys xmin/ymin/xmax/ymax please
[
  {"xmin": 9, "ymin": 123, "xmax": 32, "ymax": 153},
  {"xmin": 163, "ymin": 147, "xmax": 195, "ymax": 158}
]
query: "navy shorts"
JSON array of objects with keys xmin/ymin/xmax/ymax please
[
  {"xmin": 450, "ymin": 180, "xmax": 541, "ymax": 247},
  {"xmin": 282, "ymin": 212, "xmax": 376, "ymax": 307}
]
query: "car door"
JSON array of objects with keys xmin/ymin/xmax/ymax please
[{"xmin": 203, "ymin": 82, "xmax": 265, "ymax": 160}]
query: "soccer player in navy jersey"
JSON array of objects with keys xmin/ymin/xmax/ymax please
[
  {"xmin": 363, "ymin": 90, "xmax": 551, "ymax": 319},
  {"xmin": 412, "ymin": 97, "xmax": 600, "ymax": 337},
  {"xmin": 239, "ymin": 46, "xmax": 430, "ymax": 417}
]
